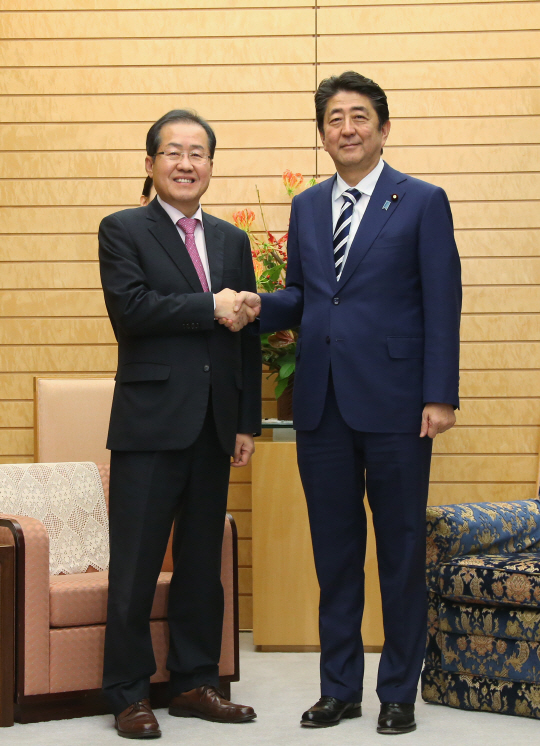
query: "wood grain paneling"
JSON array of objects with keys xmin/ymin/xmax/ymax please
[
  {"xmin": 463, "ymin": 287, "xmax": 540, "ymax": 314},
  {"xmin": 0, "ymin": 263, "xmax": 101, "ymax": 290},
  {"xmin": 0, "ymin": 93, "xmax": 315, "ymax": 124},
  {"xmin": 1, "ymin": 0, "xmax": 537, "ymax": 632},
  {"xmin": 0, "ymin": 121, "xmax": 316, "ymax": 150},
  {"xmin": 461, "ymin": 315, "xmax": 540, "ymax": 341},
  {"xmin": 0, "ymin": 206, "xmax": 293, "ymax": 234},
  {"xmin": 0, "ymin": 401, "xmax": 33, "ymax": 428},
  {"xmin": 0, "ymin": 36, "xmax": 315, "ymax": 67},
  {"xmin": 430, "ymin": 455, "xmax": 538, "ymax": 482},
  {"xmin": 318, "ymin": 30, "xmax": 539, "ymax": 62},
  {"xmin": 461, "ymin": 371, "xmax": 540, "ymax": 398},
  {"xmin": 0, "ymin": 319, "xmax": 114, "ymax": 345},
  {"xmin": 0, "ymin": 65, "xmax": 315, "ymax": 96},
  {"xmin": 458, "ymin": 399, "xmax": 540, "ymax": 425},
  {"xmin": 318, "ymin": 59, "xmax": 540, "ymax": 90},
  {"xmin": 318, "ymin": 3, "xmax": 540, "ymax": 35},
  {"xmin": 0, "ymin": 291, "xmax": 107, "ymax": 317},
  {"xmin": 456, "ymin": 230, "xmax": 540, "ymax": 257},
  {"xmin": 433, "ymin": 426, "xmax": 539, "ymax": 454},
  {"xmin": 0, "ymin": 150, "xmax": 317, "ymax": 180},
  {"xmin": 0, "ymin": 9, "xmax": 314, "ymax": 39}
]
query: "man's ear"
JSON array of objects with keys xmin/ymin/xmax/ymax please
[
  {"xmin": 380, "ymin": 119, "xmax": 391, "ymax": 148},
  {"xmin": 145, "ymin": 155, "xmax": 154, "ymax": 177},
  {"xmin": 319, "ymin": 128, "xmax": 327, "ymax": 153}
]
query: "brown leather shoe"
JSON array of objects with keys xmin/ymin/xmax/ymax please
[
  {"xmin": 115, "ymin": 699, "xmax": 161, "ymax": 739},
  {"xmin": 169, "ymin": 685, "xmax": 256, "ymax": 723}
]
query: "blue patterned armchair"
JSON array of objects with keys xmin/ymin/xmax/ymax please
[{"xmin": 422, "ymin": 500, "xmax": 540, "ymax": 719}]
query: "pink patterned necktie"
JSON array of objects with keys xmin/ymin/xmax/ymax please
[{"xmin": 177, "ymin": 217, "xmax": 209, "ymax": 292}]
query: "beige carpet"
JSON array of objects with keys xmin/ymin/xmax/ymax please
[{"xmin": 5, "ymin": 634, "xmax": 538, "ymax": 745}]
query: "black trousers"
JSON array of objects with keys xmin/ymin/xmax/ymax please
[
  {"xmin": 102, "ymin": 406, "xmax": 231, "ymax": 716},
  {"xmin": 296, "ymin": 378, "xmax": 432, "ymax": 704}
]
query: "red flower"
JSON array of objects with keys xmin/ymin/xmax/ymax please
[
  {"xmin": 268, "ymin": 330, "xmax": 295, "ymax": 348},
  {"xmin": 232, "ymin": 208, "xmax": 255, "ymax": 231}
]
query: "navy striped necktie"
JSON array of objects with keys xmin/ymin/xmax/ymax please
[{"xmin": 333, "ymin": 187, "xmax": 361, "ymax": 278}]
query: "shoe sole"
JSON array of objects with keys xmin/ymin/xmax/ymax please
[
  {"xmin": 168, "ymin": 707, "xmax": 256, "ymax": 723},
  {"xmin": 376, "ymin": 723, "xmax": 417, "ymax": 735},
  {"xmin": 301, "ymin": 706, "xmax": 362, "ymax": 728},
  {"xmin": 115, "ymin": 730, "xmax": 162, "ymax": 739}
]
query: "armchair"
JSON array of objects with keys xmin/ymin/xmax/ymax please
[
  {"xmin": 0, "ymin": 461, "xmax": 238, "ymax": 726},
  {"xmin": 422, "ymin": 499, "xmax": 540, "ymax": 719}
]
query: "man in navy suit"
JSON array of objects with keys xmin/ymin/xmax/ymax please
[{"xmin": 231, "ymin": 71, "xmax": 461, "ymax": 734}]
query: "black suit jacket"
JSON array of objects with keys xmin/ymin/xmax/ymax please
[{"xmin": 99, "ymin": 197, "xmax": 261, "ymax": 454}]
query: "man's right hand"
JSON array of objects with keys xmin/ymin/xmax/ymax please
[{"xmin": 214, "ymin": 288, "xmax": 239, "ymax": 320}]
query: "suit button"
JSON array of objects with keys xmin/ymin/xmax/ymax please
[
  {"xmin": 203, "ymin": 364, "xmax": 210, "ymax": 372},
  {"xmin": 325, "ymin": 336, "xmax": 330, "ymax": 344},
  {"xmin": 333, "ymin": 297, "xmax": 340, "ymax": 305}
]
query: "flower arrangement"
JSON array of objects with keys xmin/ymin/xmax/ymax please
[{"xmin": 233, "ymin": 170, "xmax": 315, "ymax": 400}]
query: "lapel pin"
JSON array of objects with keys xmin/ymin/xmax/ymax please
[
  {"xmin": 382, "ymin": 200, "xmax": 391, "ymax": 211},
  {"xmin": 391, "ymin": 194, "xmax": 399, "ymax": 202}
]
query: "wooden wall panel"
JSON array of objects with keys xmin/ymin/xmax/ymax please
[
  {"xmin": 0, "ymin": 0, "xmax": 315, "ymax": 631},
  {"xmin": 1, "ymin": 0, "xmax": 537, "ymax": 631}
]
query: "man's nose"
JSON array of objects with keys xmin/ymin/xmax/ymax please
[
  {"xmin": 175, "ymin": 154, "xmax": 193, "ymax": 169},
  {"xmin": 342, "ymin": 117, "xmax": 356, "ymax": 135}
]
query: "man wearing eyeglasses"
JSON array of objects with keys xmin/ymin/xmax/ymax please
[{"xmin": 99, "ymin": 110, "xmax": 261, "ymax": 739}]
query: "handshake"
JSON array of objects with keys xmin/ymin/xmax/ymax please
[{"xmin": 214, "ymin": 288, "xmax": 261, "ymax": 332}]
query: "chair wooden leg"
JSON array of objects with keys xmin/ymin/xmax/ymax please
[{"xmin": 0, "ymin": 545, "xmax": 15, "ymax": 727}]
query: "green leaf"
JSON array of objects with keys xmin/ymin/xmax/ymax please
[
  {"xmin": 278, "ymin": 361, "xmax": 295, "ymax": 379},
  {"xmin": 274, "ymin": 377, "xmax": 289, "ymax": 399}
]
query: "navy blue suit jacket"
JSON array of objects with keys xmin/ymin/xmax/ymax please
[{"xmin": 261, "ymin": 163, "xmax": 462, "ymax": 433}]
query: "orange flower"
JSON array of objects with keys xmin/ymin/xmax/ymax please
[
  {"xmin": 233, "ymin": 208, "xmax": 255, "ymax": 231},
  {"xmin": 283, "ymin": 170, "xmax": 304, "ymax": 197}
]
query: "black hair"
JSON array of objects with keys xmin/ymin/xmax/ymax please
[
  {"xmin": 142, "ymin": 176, "xmax": 153, "ymax": 199},
  {"xmin": 315, "ymin": 71, "xmax": 389, "ymax": 134},
  {"xmin": 146, "ymin": 109, "xmax": 216, "ymax": 159}
]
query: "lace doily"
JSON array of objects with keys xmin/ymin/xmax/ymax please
[{"xmin": 0, "ymin": 462, "xmax": 109, "ymax": 575}]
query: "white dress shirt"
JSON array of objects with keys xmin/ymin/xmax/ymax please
[
  {"xmin": 157, "ymin": 195, "xmax": 212, "ymax": 290},
  {"xmin": 331, "ymin": 158, "xmax": 385, "ymax": 281}
]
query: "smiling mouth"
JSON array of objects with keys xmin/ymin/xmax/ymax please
[{"xmin": 174, "ymin": 177, "xmax": 195, "ymax": 183}]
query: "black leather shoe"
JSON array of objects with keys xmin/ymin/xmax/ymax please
[
  {"xmin": 301, "ymin": 696, "xmax": 362, "ymax": 728},
  {"xmin": 377, "ymin": 703, "xmax": 416, "ymax": 735}
]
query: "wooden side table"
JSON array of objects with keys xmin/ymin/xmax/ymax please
[{"xmin": 252, "ymin": 439, "xmax": 383, "ymax": 651}]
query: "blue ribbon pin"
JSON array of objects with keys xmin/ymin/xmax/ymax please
[{"xmin": 382, "ymin": 200, "xmax": 391, "ymax": 211}]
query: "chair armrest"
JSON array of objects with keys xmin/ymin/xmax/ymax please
[
  {"xmin": 0, "ymin": 516, "xmax": 50, "ymax": 696},
  {"xmin": 219, "ymin": 514, "xmax": 239, "ymax": 682},
  {"xmin": 426, "ymin": 499, "xmax": 540, "ymax": 591}
]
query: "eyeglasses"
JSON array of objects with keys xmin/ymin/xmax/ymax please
[{"xmin": 155, "ymin": 150, "xmax": 211, "ymax": 164}]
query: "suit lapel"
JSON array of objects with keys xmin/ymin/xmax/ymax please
[
  {"xmin": 202, "ymin": 212, "xmax": 225, "ymax": 292},
  {"xmin": 338, "ymin": 164, "xmax": 408, "ymax": 290},
  {"xmin": 146, "ymin": 198, "xmax": 204, "ymax": 293},
  {"xmin": 313, "ymin": 175, "xmax": 339, "ymax": 290}
]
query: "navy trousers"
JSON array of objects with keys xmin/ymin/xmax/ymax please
[{"xmin": 296, "ymin": 378, "xmax": 432, "ymax": 704}]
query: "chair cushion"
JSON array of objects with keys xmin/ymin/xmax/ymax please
[
  {"xmin": 49, "ymin": 571, "xmax": 171, "ymax": 627},
  {"xmin": 438, "ymin": 598, "xmax": 540, "ymax": 642},
  {"xmin": 439, "ymin": 631, "xmax": 540, "ymax": 683},
  {"xmin": 426, "ymin": 500, "xmax": 540, "ymax": 592},
  {"xmin": 422, "ymin": 667, "xmax": 540, "ymax": 719},
  {"xmin": 438, "ymin": 552, "xmax": 540, "ymax": 608}
]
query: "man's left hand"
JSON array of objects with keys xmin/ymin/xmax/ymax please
[
  {"xmin": 420, "ymin": 403, "xmax": 456, "ymax": 439},
  {"xmin": 232, "ymin": 433, "xmax": 255, "ymax": 467}
]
